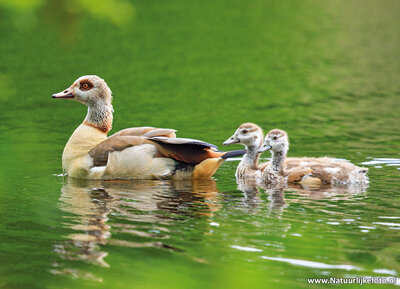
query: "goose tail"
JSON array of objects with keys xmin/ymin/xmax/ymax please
[{"xmin": 192, "ymin": 149, "xmax": 246, "ymax": 179}]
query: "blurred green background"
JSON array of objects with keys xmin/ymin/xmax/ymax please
[{"xmin": 0, "ymin": 0, "xmax": 399, "ymax": 289}]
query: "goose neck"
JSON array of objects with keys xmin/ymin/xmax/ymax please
[{"xmin": 84, "ymin": 102, "xmax": 113, "ymax": 133}]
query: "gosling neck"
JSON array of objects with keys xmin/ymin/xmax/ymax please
[
  {"xmin": 83, "ymin": 101, "xmax": 113, "ymax": 133},
  {"xmin": 240, "ymin": 144, "xmax": 260, "ymax": 169},
  {"xmin": 269, "ymin": 148, "xmax": 287, "ymax": 173}
]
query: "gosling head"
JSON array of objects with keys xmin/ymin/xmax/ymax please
[
  {"xmin": 52, "ymin": 75, "xmax": 112, "ymax": 107},
  {"xmin": 223, "ymin": 123, "xmax": 263, "ymax": 149},
  {"xmin": 258, "ymin": 129, "xmax": 289, "ymax": 153}
]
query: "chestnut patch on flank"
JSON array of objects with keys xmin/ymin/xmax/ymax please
[{"xmin": 79, "ymin": 79, "xmax": 94, "ymax": 91}]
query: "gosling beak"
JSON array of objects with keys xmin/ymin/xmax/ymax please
[
  {"xmin": 52, "ymin": 88, "xmax": 74, "ymax": 99},
  {"xmin": 257, "ymin": 144, "xmax": 272, "ymax": 153},
  {"xmin": 223, "ymin": 135, "xmax": 239, "ymax": 145}
]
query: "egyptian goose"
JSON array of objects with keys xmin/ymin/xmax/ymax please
[
  {"xmin": 258, "ymin": 129, "xmax": 369, "ymax": 185},
  {"xmin": 223, "ymin": 123, "xmax": 265, "ymax": 178},
  {"xmin": 223, "ymin": 123, "xmax": 310, "ymax": 181},
  {"xmin": 52, "ymin": 75, "xmax": 245, "ymax": 180}
]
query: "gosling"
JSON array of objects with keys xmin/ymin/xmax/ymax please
[
  {"xmin": 223, "ymin": 123, "xmax": 311, "ymax": 182},
  {"xmin": 258, "ymin": 129, "xmax": 369, "ymax": 186}
]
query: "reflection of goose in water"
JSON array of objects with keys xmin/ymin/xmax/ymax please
[
  {"xmin": 57, "ymin": 180, "xmax": 113, "ymax": 268},
  {"xmin": 52, "ymin": 177, "xmax": 220, "ymax": 278}
]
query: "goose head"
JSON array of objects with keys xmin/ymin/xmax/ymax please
[
  {"xmin": 223, "ymin": 123, "xmax": 263, "ymax": 149},
  {"xmin": 52, "ymin": 75, "xmax": 112, "ymax": 107},
  {"xmin": 258, "ymin": 129, "xmax": 289, "ymax": 153}
]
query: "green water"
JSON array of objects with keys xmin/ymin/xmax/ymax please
[{"xmin": 0, "ymin": 0, "xmax": 399, "ymax": 288}]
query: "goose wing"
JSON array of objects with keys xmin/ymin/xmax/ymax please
[
  {"xmin": 149, "ymin": 137, "xmax": 224, "ymax": 164},
  {"xmin": 111, "ymin": 127, "xmax": 177, "ymax": 138},
  {"xmin": 88, "ymin": 135, "xmax": 225, "ymax": 167},
  {"xmin": 89, "ymin": 135, "xmax": 149, "ymax": 167}
]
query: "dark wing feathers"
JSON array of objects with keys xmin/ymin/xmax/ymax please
[
  {"xmin": 150, "ymin": 136, "xmax": 218, "ymax": 149},
  {"xmin": 149, "ymin": 137, "xmax": 222, "ymax": 164},
  {"xmin": 150, "ymin": 140, "xmax": 225, "ymax": 164}
]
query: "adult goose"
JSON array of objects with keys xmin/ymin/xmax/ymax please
[
  {"xmin": 258, "ymin": 129, "xmax": 369, "ymax": 185},
  {"xmin": 52, "ymin": 75, "xmax": 245, "ymax": 180}
]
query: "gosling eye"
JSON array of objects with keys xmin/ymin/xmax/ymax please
[
  {"xmin": 272, "ymin": 136, "xmax": 278, "ymax": 141},
  {"xmin": 242, "ymin": 129, "xmax": 248, "ymax": 134}
]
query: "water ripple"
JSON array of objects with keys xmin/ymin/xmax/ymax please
[
  {"xmin": 261, "ymin": 256, "xmax": 361, "ymax": 271},
  {"xmin": 362, "ymin": 158, "xmax": 400, "ymax": 168},
  {"xmin": 231, "ymin": 245, "xmax": 262, "ymax": 252}
]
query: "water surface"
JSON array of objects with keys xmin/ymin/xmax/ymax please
[{"xmin": 0, "ymin": 0, "xmax": 399, "ymax": 288}]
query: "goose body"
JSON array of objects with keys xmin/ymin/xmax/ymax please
[
  {"xmin": 258, "ymin": 129, "xmax": 368, "ymax": 185},
  {"xmin": 53, "ymin": 75, "xmax": 245, "ymax": 180}
]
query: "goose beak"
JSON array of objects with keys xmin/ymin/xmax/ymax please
[
  {"xmin": 258, "ymin": 144, "xmax": 272, "ymax": 153},
  {"xmin": 52, "ymin": 88, "xmax": 74, "ymax": 99},
  {"xmin": 223, "ymin": 135, "xmax": 239, "ymax": 145}
]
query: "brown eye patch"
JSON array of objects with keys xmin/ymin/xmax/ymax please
[
  {"xmin": 272, "ymin": 136, "xmax": 278, "ymax": 140},
  {"xmin": 80, "ymin": 80, "xmax": 94, "ymax": 91}
]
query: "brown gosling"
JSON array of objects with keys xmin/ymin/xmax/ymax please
[{"xmin": 258, "ymin": 129, "xmax": 369, "ymax": 185}]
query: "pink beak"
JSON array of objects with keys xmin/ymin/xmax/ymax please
[{"xmin": 52, "ymin": 88, "xmax": 74, "ymax": 99}]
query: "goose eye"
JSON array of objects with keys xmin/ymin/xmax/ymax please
[{"xmin": 80, "ymin": 82, "xmax": 93, "ymax": 91}]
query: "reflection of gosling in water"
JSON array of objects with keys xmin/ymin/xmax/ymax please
[{"xmin": 258, "ymin": 129, "xmax": 369, "ymax": 186}]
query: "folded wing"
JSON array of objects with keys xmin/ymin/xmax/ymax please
[
  {"xmin": 110, "ymin": 126, "xmax": 177, "ymax": 138},
  {"xmin": 150, "ymin": 137, "xmax": 224, "ymax": 164},
  {"xmin": 89, "ymin": 128, "xmax": 225, "ymax": 167}
]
